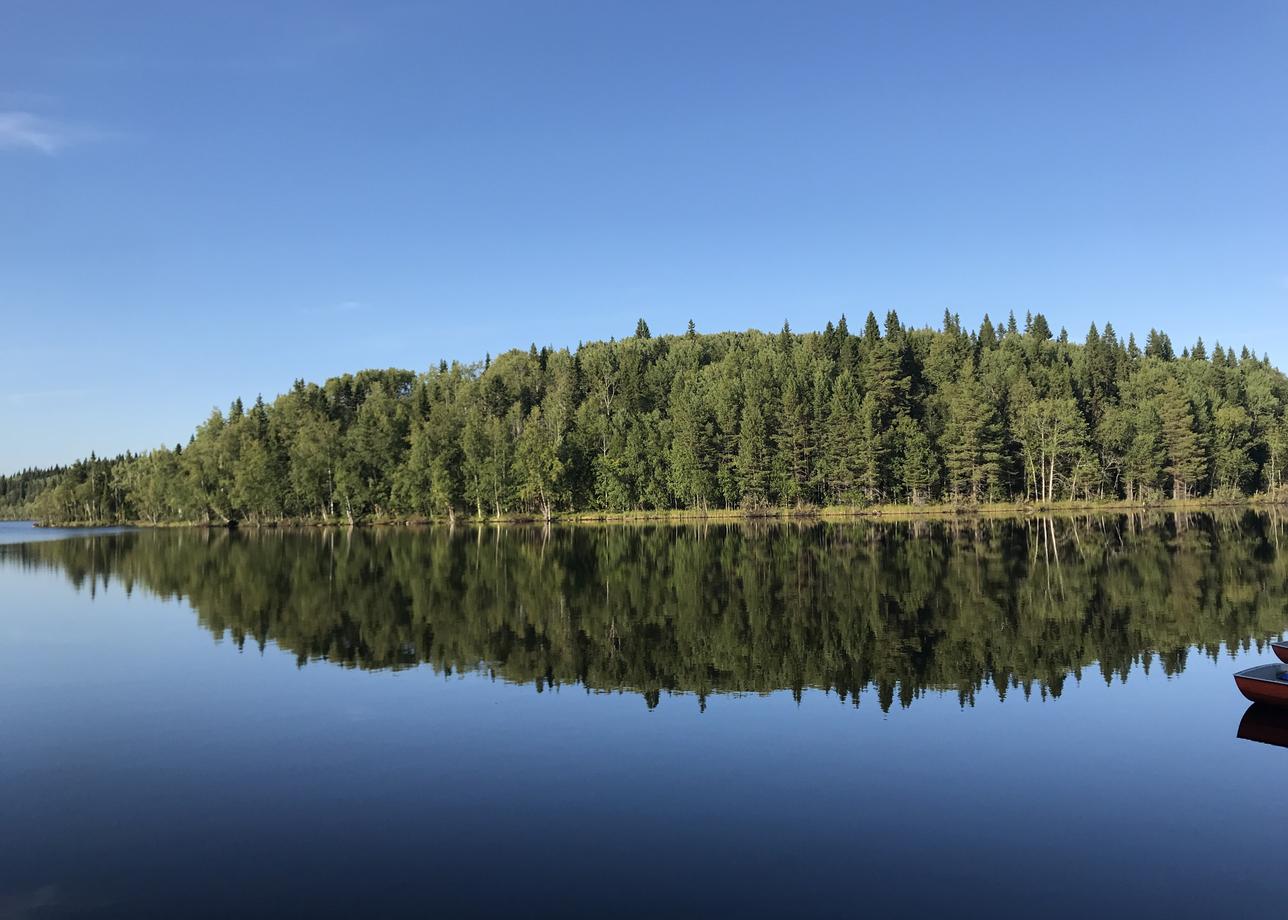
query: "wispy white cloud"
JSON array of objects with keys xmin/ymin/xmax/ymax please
[{"xmin": 0, "ymin": 111, "xmax": 74, "ymax": 154}]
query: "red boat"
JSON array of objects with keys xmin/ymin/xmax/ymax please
[
  {"xmin": 1272, "ymin": 641, "xmax": 1288, "ymax": 664},
  {"xmin": 1234, "ymin": 664, "xmax": 1288, "ymax": 707}
]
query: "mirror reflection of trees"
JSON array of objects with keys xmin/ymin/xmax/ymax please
[{"xmin": 5, "ymin": 512, "xmax": 1287, "ymax": 710}]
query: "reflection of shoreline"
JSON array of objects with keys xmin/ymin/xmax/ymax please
[
  {"xmin": 4, "ymin": 515, "xmax": 1288, "ymax": 710},
  {"xmin": 1237, "ymin": 704, "xmax": 1288, "ymax": 749}
]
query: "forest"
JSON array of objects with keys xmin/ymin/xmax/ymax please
[
  {"xmin": 3, "ymin": 311, "xmax": 1288, "ymax": 525},
  {"xmin": 3, "ymin": 514, "xmax": 1284, "ymax": 709}
]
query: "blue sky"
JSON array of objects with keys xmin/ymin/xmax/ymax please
[{"xmin": 2, "ymin": 1, "xmax": 1286, "ymax": 471}]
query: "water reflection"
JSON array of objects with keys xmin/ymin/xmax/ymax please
[
  {"xmin": 4, "ymin": 511, "xmax": 1288, "ymax": 710},
  {"xmin": 1237, "ymin": 704, "xmax": 1288, "ymax": 749}
]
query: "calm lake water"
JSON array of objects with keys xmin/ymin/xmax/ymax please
[{"xmin": 3, "ymin": 514, "xmax": 1288, "ymax": 917}]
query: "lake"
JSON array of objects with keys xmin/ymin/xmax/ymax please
[{"xmin": 2, "ymin": 513, "xmax": 1287, "ymax": 917}]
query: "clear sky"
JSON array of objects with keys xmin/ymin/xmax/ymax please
[{"xmin": 2, "ymin": 1, "xmax": 1286, "ymax": 472}]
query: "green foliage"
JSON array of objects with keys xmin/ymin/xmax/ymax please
[
  {"xmin": 1157, "ymin": 377, "xmax": 1206, "ymax": 501},
  {"xmin": 4, "ymin": 316, "xmax": 1287, "ymax": 525},
  {"xmin": 942, "ymin": 358, "xmax": 1004, "ymax": 501},
  {"xmin": 1015, "ymin": 398, "xmax": 1087, "ymax": 503},
  {"xmin": 736, "ymin": 399, "xmax": 771, "ymax": 507}
]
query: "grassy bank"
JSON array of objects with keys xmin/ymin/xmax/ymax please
[{"xmin": 23, "ymin": 492, "xmax": 1288, "ymax": 530}]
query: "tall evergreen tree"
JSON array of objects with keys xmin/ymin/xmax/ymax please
[
  {"xmin": 1157, "ymin": 378, "xmax": 1204, "ymax": 500},
  {"xmin": 736, "ymin": 400, "xmax": 771, "ymax": 506},
  {"xmin": 818, "ymin": 371, "xmax": 861, "ymax": 503},
  {"xmin": 942, "ymin": 359, "xmax": 1004, "ymax": 501}
]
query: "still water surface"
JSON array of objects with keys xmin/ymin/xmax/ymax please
[{"xmin": 2, "ymin": 514, "xmax": 1288, "ymax": 917}]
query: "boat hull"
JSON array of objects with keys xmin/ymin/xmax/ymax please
[
  {"xmin": 1234, "ymin": 664, "xmax": 1288, "ymax": 707},
  {"xmin": 1272, "ymin": 641, "xmax": 1288, "ymax": 665}
]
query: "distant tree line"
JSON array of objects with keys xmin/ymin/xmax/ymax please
[
  {"xmin": 4, "ymin": 311, "xmax": 1288, "ymax": 525},
  {"xmin": 3, "ymin": 514, "xmax": 1285, "ymax": 709}
]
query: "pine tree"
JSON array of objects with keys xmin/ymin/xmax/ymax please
[
  {"xmin": 818, "ymin": 371, "xmax": 860, "ymax": 503},
  {"xmin": 943, "ymin": 359, "xmax": 1003, "ymax": 501},
  {"xmin": 1145, "ymin": 330, "xmax": 1175, "ymax": 361},
  {"xmin": 862, "ymin": 311, "xmax": 880, "ymax": 344},
  {"xmin": 854, "ymin": 394, "xmax": 887, "ymax": 502},
  {"xmin": 1157, "ymin": 377, "xmax": 1204, "ymax": 500},
  {"xmin": 772, "ymin": 377, "xmax": 813, "ymax": 504},
  {"xmin": 895, "ymin": 415, "xmax": 938, "ymax": 503},
  {"xmin": 862, "ymin": 340, "xmax": 908, "ymax": 417},
  {"xmin": 736, "ymin": 400, "xmax": 771, "ymax": 506},
  {"xmin": 1123, "ymin": 405, "xmax": 1165, "ymax": 501},
  {"xmin": 978, "ymin": 314, "xmax": 998, "ymax": 351},
  {"xmin": 667, "ymin": 374, "xmax": 713, "ymax": 508}
]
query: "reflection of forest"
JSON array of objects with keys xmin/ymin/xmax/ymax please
[{"xmin": 5, "ymin": 512, "xmax": 1288, "ymax": 710}]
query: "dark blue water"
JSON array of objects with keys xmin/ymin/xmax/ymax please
[{"xmin": 2, "ymin": 516, "xmax": 1286, "ymax": 918}]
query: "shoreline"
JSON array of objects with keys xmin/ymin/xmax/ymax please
[{"xmin": 11, "ymin": 494, "xmax": 1288, "ymax": 530}]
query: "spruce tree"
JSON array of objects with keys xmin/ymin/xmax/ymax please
[
  {"xmin": 854, "ymin": 394, "xmax": 887, "ymax": 502},
  {"xmin": 772, "ymin": 377, "xmax": 812, "ymax": 504},
  {"xmin": 818, "ymin": 371, "xmax": 860, "ymax": 503},
  {"xmin": 862, "ymin": 311, "xmax": 880, "ymax": 343},
  {"xmin": 667, "ymin": 374, "xmax": 713, "ymax": 508},
  {"xmin": 1157, "ymin": 378, "xmax": 1204, "ymax": 500},
  {"xmin": 736, "ymin": 400, "xmax": 771, "ymax": 506},
  {"xmin": 895, "ymin": 415, "xmax": 938, "ymax": 503},
  {"xmin": 978, "ymin": 314, "xmax": 997, "ymax": 350},
  {"xmin": 943, "ymin": 358, "xmax": 1003, "ymax": 501}
]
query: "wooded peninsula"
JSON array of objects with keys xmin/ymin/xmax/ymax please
[{"xmin": 4, "ymin": 311, "xmax": 1286, "ymax": 526}]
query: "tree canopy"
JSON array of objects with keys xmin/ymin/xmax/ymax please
[{"xmin": 4, "ymin": 314, "xmax": 1288, "ymax": 525}]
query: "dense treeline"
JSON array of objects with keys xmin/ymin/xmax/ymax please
[
  {"xmin": 0, "ymin": 467, "xmax": 66, "ymax": 518},
  {"xmin": 5, "ymin": 311, "xmax": 1288, "ymax": 525},
  {"xmin": 4, "ymin": 514, "xmax": 1286, "ymax": 709}
]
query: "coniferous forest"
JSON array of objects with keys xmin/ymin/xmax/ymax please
[{"xmin": 4, "ymin": 311, "xmax": 1288, "ymax": 526}]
